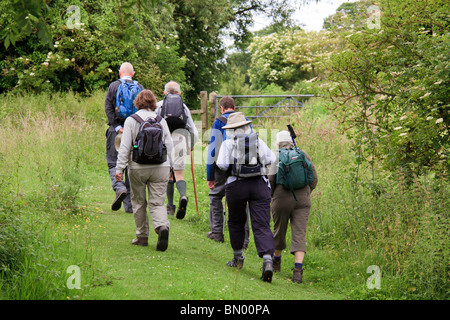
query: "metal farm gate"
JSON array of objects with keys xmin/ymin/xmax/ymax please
[{"xmin": 213, "ymin": 94, "xmax": 314, "ymax": 126}]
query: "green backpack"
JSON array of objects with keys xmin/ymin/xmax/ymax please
[{"xmin": 276, "ymin": 147, "xmax": 314, "ymax": 201}]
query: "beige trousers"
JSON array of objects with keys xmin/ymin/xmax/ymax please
[
  {"xmin": 129, "ymin": 166, "xmax": 170, "ymax": 238},
  {"xmin": 271, "ymin": 185, "xmax": 312, "ymax": 253}
]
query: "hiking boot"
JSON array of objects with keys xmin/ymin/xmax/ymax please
[
  {"xmin": 207, "ymin": 232, "xmax": 224, "ymax": 243},
  {"xmin": 112, "ymin": 190, "xmax": 127, "ymax": 211},
  {"xmin": 226, "ymin": 256, "xmax": 245, "ymax": 269},
  {"xmin": 273, "ymin": 259, "xmax": 281, "ymax": 272},
  {"xmin": 156, "ymin": 226, "xmax": 169, "ymax": 252},
  {"xmin": 166, "ymin": 204, "xmax": 176, "ymax": 216},
  {"xmin": 131, "ymin": 237, "xmax": 148, "ymax": 247},
  {"xmin": 292, "ymin": 267, "xmax": 303, "ymax": 284},
  {"xmin": 176, "ymin": 196, "xmax": 188, "ymax": 220},
  {"xmin": 261, "ymin": 260, "xmax": 273, "ymax": 283}
]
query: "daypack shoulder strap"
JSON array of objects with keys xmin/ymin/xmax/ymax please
[
  {"xmin": 130, "ymin": 113, "xmax": 144, "ymax": 123},
  {"xmin": 217, "ymin": 116, "xmax": 227, "ymax": 124}
]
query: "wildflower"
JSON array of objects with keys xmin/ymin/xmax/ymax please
[
  {"xmin": 426, "ymin": 116, "xmax": 433, "ymax": 121},
  {"xmin": 71, "ymin": 39, "xmax": 75, "ymax": 42},
  {"xmin": 393, "ymin": 126, "xmax": 402, "ymax": 130},
  {"xmin": 436, "ymin": 118, "xmax": 443, "ymax": 124},
  {"xmin": 399, "ymin": 115, "xmax": 407, "ymax": 121},
  {"xmin": 29, "ymin": 72, "xmax": 34, "ymax": 76},
  {"xmin": 399, "ymin": 132, "xmax": 407, "ymax": 136}
]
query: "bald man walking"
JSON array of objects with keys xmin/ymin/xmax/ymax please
[{"xmin": 105, "ymin": 62, "xmax": 144, "ymax": 213}]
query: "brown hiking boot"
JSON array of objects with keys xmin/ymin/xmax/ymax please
[
  {"xmin": 207, "ymin": 232, "xmax": 224, "ymax": 243},
  {"xmin": 292, "ymin": 267, "xmax": 303, "ymax": 283},
  {"xmin": 131, "ymin": 237, "xmax": 148, "ymax": 247},
  {"xmin": 166, "ymin": 204, "xmax": 176, "ymax": 216},
  {"xmin": 112, "ymin": 190, "xmax": 127, "ymax": 211},
  {"xmin": 273, "ymin": 259, "xmax": 281, "ymax": 272}
]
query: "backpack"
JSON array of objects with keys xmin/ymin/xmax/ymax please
[
  {"xmin": 115, "ymin": 79, "xmax": 142, "ymax": 120},
  {"xmin": 230, "ymin": 132, "xmax": 265, "ymax": 178},
  {"xmin": 276, "ymin": 147, "xmax": 315, "ymax": 201},
  {"xmin": 160, "ymin": 93, "xmax": 187, "ymax": 132},
  {"xmin": 130, "ymin": 114, "xmax": 167, "ymax": 164}
]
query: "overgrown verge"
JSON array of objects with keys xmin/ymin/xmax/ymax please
[
  {"xmin": 255, "ymin": 98, "xmax": 448, "ymax": 299},
  {"xmin": 0, "ymin": 91, "xmax": 105, "ymax": 299}
]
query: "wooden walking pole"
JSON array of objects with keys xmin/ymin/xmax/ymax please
[{"xmin": 190, "ymin": 151, "xmax": 199, "ymax": 216}]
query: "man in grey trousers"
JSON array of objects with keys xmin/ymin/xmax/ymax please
[{"xmin": 105, "ymin": 62, "xmax": 143, "ymax": 213}]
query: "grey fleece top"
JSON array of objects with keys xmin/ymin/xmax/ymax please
[{"xmin": 115, "ymin": 109, "xmax": 175, "ymax": 174}]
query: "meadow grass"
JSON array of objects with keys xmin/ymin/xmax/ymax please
[{"xmin": 0, "ymin": 92, "xmax": 448, "ymax": 300}]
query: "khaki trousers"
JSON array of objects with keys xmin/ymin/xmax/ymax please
[
  {"xmin": 129, "ymin": 166, "xmax": 170, "ymax": 238},
  {"xmin": 271, "ymin": 186, "xmax": 312, "ymax": 254}
]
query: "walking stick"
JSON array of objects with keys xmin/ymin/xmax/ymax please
[
  {"xmin": 190, "ymin": 151, "xmax": 199, "ymax": 216},
  {"xmin": 287, "ymin": 124, "xmax": 298, "ymax": 148}
]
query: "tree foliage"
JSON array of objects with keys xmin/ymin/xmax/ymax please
[
  {"xmin": 324, "ymin": 0, "xmax": 449, "ymax": 178},
  {"xmin": 0, "ymin": 0, "xmax": 295, "ymax": 107},
  {"xmin": 247, "ymin": 28, "xmax": 341, "ymax": 90}
]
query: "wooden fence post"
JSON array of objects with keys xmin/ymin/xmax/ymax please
[
  {"xmin": 191, "ymin": 91, "xmax": 208, "ymax": 131},
  {"xmin": 200, "ymin": 91, "xmax": 208, "ymax": 131}
]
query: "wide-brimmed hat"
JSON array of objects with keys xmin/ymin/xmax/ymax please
[
  {"xmin": 222, "ymin": 112, "xmax": 252, "ymax": 129},
  {"xmin": 115, "ymin": 133, "xmax": 122, "ymax": 152}
]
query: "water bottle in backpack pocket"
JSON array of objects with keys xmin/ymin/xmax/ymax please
[{"xmin": 131, "ymin": 114, "xmax": 167, "ymax": 164}]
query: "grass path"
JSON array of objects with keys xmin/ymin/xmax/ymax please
[{"xmin": 80, "ymin": 165, "xmax": 344, "ymax": 300}]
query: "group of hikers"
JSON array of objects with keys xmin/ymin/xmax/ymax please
[{"xmin": 105, "ymin": 62, "xmax": 318, "ymax": 284}]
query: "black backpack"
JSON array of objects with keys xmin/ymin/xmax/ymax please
[
  {"xmin": 130, "ymin": 114, "xmax": 167, "ymax": 164},
  {"xmin": 160, "ymin": 93, "xmax": 187, "ymax": 132}
]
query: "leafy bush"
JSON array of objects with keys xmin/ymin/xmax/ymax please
[{"xmin": 324, "ymin": 0, "xmax": 449, "ymax": 178}]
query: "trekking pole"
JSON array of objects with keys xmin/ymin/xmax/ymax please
[
  {"xmin": 287, "ymin": 124, "xmax": 298, "ymax": 148},
  {"xmin": 223, "ymin": 197, "xmax": 227, "ymax": 236},
  {"xmin": 190, "ymin": 150, "xmax": 199, "ymax": 216}
]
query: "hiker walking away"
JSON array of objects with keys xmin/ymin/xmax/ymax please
[
  {"xmin": 156, "ymin": 81, "xmax": 198, "ymax": 220},
  {"xmin": 105, "ymin": 62, "xmax": 143, "ymax": 213},
  {"xmin": 216, "ymin": 112, "xmax": 276, "ymax": 282},
  {"xmin": 115, "ymin": 90, "xmax": 174, "ymax": 251},
  {"xmin": 268, "ymin": 130, "xmax": 318, "ymax": 283},
  {"xmin": 206, "ymin": 96, "xmax": 249, "ymax": 247}
]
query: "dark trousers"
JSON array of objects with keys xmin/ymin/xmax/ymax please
[
  {"xmin": 106, "ymin": 126, "xmax": 132, "ymax": 212},
  {"xmin": 225, "ymin": 177, "xmax": 274, "ymax": 258}
]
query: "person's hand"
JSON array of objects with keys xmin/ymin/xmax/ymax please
[
  {"xmin": 118, "ymin": 127, "xmax": 124, "ymax": 134},
  {"xmin": 115, "ymin": 172, "xmax": 123, "ymax": 181},
  {"xmin": 207, "ymin": 180, "xmax": 216, "ymax": 189}
]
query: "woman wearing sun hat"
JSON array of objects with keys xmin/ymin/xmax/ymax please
[
  {"xmin": 216, "ymin": 112, "xmax": 276, "ymax": 282},
  {"xmin": 268, "ymin": 130, "xmax": 318, "ymax": 284}
]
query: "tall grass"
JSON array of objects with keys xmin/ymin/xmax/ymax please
[
  {"xmin": 256, "ymin": 98, "xmax": 449, "ymax": 299},
  {"xmin": 0, "ymin": 91, "xmax": 106, "ymax": 299},
  {"xmin": 0, "ymin": 92, "xmax": 447, "ymax": 300}
]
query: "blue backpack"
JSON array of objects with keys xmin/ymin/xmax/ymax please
[{"xmin": 115, "ymin": 79, "xmax": 142, "ymax": 120}]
